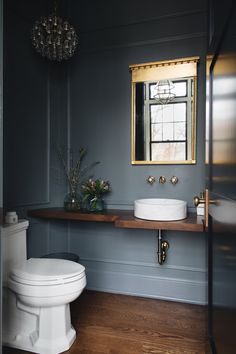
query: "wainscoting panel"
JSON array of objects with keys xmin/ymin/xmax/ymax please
[
  {"xmin": 84, "ymin": 267, "xmax": 206, "ymax": 305},
  {"xmin": 69, "ymin": 222, "xmax": 207, "ymax": 304},
  {"xmin": 27, "ymin": 220, "xmax": 50, "ymax": 259},
  {"xmin": 3, "ymin": 9, "xmax": 51, "ymax": 207},
  {"xmin": 48, "ymin": 220, "xmax": 70, "ymax": 254}
]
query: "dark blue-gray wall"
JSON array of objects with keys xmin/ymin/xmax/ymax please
[
  {"xmin": 0, "ymin": 0, "xmax": 3, "ymax": 349},
  {"xmin": 4, "ymin": 0, "xmax": 208, "ymax": 304}
]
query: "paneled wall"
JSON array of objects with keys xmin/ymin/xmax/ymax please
[
  {"xmin": 4, "ymin": 0, "xmax": 208, "ymax": 304},
  {"xmin": 3, "ymin": 0, "xmax": 70, "ymax": 255},
  {"xmin": 68, "ymin": 1, "xmax": 208, "ymax": 304}
]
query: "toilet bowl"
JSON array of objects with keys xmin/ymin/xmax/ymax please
[{"xmin": 2, "ymin": 221, "xmax": 87, "ymax": 354}]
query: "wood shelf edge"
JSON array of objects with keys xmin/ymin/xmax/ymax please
[
  {"xmin": 28, "ymin": 208, "xmax": 204, "ymax": 232},
  {"xmin": 28, "ymin": 208, "xmax": 124, "ymax": 223},
  {"xmin": 115, "ymin": 214, "xmax": 204, "ymax": 232}
]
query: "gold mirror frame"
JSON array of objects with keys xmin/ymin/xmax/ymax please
[{"xmin": 130, "ymin": 56, "xmax": 199, "ymax": 165}]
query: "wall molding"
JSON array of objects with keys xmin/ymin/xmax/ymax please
[
  {"xmin": 79, "ymin": 256, "xmax": 207, "ymax": 304},
  {"xmin": 80, "ymin": 9, "xmax": 207, "ymax": 35},
  {"xmin": 27, "ymin": 219, "xmax": 51, "ymax": 257},
  {"xmin": 84, "ymin": 268, "xmax": 207, "ymax": 305},
  {"xmin": 80, "ymin": 32, "xmax": 207, "ymax": 54},
  {"xmin": 66, "ymin": 63, "xmax": 71, "ymax": 159},
  {"xmin": 46, "ymin": 67, "xmax": 51, "ymax": 204},
  {"xmin": 66, "ymin": 219, "xmax": 71, "ymax": 253},
  {"xmin": 80, "ymin": 256, "xmax": 206, "ymax": 273},
  {"xmin": 12, "ymin": 70, "xmax": 51, "ymax": 208}
]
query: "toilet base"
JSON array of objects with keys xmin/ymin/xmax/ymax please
[
  {"xmin": 3, "ymin": 327, "xmax": 75, "ymax": 354},
  {"xmin": 3, "ymin": 288, "xmax": 76, "ymax": 354}
]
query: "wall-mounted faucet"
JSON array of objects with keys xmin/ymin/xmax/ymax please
[{"xmin": 147, "ymin": 175, "xmax": 178, "ymax": 185}]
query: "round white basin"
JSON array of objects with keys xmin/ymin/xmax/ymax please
[{"xmin": 134, "ymin": 198, "xmax": 187, "ymax": 221}]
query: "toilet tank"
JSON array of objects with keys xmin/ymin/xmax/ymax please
[{"xmin": 2, "ymin": 220, "xmax": 29, "ymax": 283}]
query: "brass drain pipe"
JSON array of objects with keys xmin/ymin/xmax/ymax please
[{"xmin": 157, "ymin": 230, "xmax": 169, "ymax": 265}]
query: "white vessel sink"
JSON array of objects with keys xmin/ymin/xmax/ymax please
[{"xmin": 134, "ymin": 198, "xmax": 187, "ymax": 221}]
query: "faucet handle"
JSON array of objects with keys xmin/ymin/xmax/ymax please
[
  {"xmin": 147, "ymin": 176, "xmax": 156, "ymax": 185},
  {"xmin": 170, "ymin": 176, "xmax": 178, "ymax": 185},
  {"xmin": 159, "ymin": 176, "xmax": 166, "ymax": 184}
]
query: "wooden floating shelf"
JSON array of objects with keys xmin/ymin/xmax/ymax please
[
  {"xmin": 28, "ymin": 207, "xmax": 124, "ymax": 223},
  {"xmin": 28, "ymin": 208, "xmax": 204, "ymax": 232},
  {"xmin": 115, "ymin": 213, "xmax": 204, "ymax": 232}
]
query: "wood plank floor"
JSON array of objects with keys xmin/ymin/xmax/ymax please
[{"xmin": 3, "ymin": 291, "xmax": 210, "ymax": 354}]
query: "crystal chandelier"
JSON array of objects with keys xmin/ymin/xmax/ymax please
[
  {"xmin": 154, "ymin": 80, "xmax": 176, "ymax": 105},
  {"xmin": 31, "ymin": 1, "xmax": 78, "ymax": 62}
]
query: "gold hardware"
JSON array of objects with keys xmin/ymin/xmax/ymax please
[
  {"xmin": 158, "ymin": 240, "xmax": 169, "ymax": 265},
  {"xmin": 193, "ymin": 189, "xmax": 218, "ymax": 229},
  {"xmin": 159, "ymin": 176, "xmax": 166, "ymax": 184},
  {"xmin": 193, "ymin": 192, "xmax": 217, "ymax": 207},
  {"xmin": 130, "ymin": 57, "xmax": 198, "ymax": 165},
  {"xmin": 193, "ymin": 195, "xmax": 205, "ymax": 207},
  {"xmin": 161, "ymin": 240, "xmax": 169, "ymax": 263},
  {"xmin": 129, "ymin": 57, "xmax": 199, "ymax": 81},
  {"xmin": 193, "ymin": 192, "xmax": 207, "ymax": 228},
  {"xmin": 147, "ymin": 176, "xmax": 156, "ymax": 185},
  {"xmin": 170, "ymin": 176, "xmax": 178, "ymax": 185},
  {"xmin": 157, "ymin": 230, "xmax": 169, "ymax": 265}
]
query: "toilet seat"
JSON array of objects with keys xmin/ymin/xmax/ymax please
[
  {"xmin": 7, "ymin": 258, "xmax": 86, "ymax": 298},
  {"xmin": 10, "ymin": 258, "xmax": 85, "ymax": 286}
]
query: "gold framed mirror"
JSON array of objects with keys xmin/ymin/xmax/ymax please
[{"xmin": 130, "ymin": 56, "xmax": 199, "ymax": 165}]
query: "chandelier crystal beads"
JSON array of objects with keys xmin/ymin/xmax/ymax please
[{"xmin": 31, "ymin": 3, "xmax": 78, "ymax": 61}]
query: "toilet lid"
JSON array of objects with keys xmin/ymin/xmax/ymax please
[{"xmin": 10, "ymin": 258, "xmax": 85, "ymax": 286}]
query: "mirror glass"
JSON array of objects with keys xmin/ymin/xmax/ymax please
[{"xmin": 130, "ymin": 57, "xmax": 199, "ymax": 164}]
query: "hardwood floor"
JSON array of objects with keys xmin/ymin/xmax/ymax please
[{"xmin": 3, "ymin": 291, "xmax": 210, "ymax": 354}]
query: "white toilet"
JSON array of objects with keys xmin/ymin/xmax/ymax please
[{"xmin": 2, "ymin": 220, "xmax": 86, "ymax": 354}]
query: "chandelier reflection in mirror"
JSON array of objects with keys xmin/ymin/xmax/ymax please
[
  {"xmin": 31, "ymin": 0, "xmax": 78, "ymax": 61},
  {"xmin": 153, "ymin": 80, "xmax": 176, "ymax": 105}
]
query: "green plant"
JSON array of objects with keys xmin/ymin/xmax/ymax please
[{"xmin": 58, "ymin": 147, "xmax": 99, "ymax": 195}]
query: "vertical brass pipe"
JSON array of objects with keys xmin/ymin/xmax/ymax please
[
  {"xmin": 157, "ymin": 230, "xmax": 163, "ymax": 265},
  {"xmin": 157, "ymin": 230, "xmax": 169, "ymax": 265}
]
